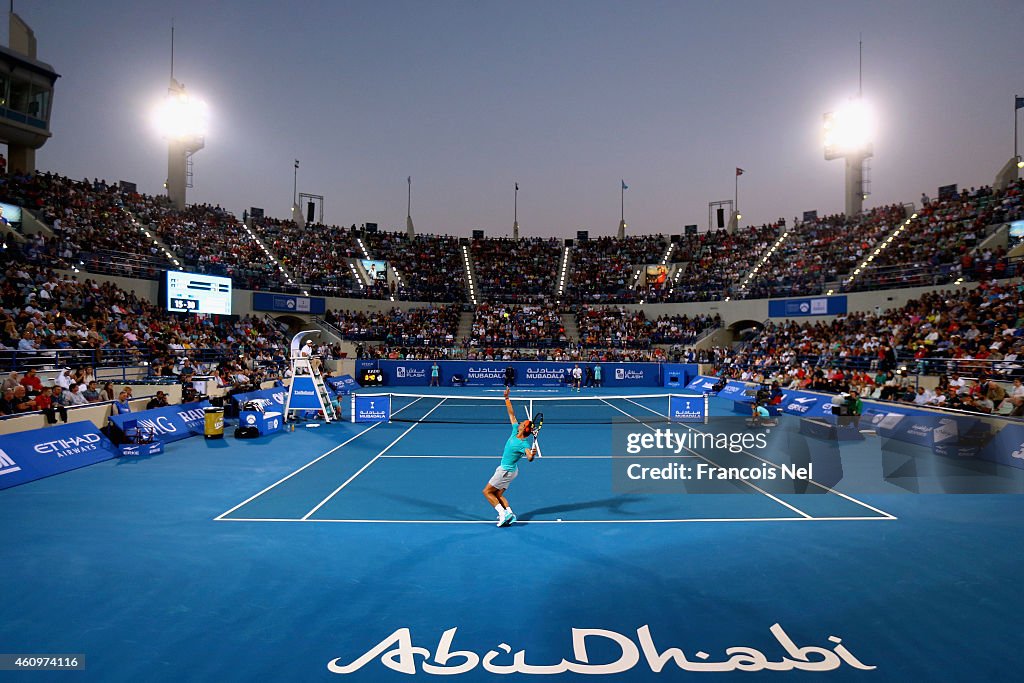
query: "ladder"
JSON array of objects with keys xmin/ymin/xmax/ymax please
[{"xmin": 284, "ymin": 356, "xmax": 340, "ymax": 422}]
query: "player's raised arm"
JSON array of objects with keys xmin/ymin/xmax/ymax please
[{"xmin": 504, "ymin": 387, "xmax": 517, "ymax": 424}]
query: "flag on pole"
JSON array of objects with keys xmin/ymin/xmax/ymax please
[
  {"xmin": 1016, "ymin": 96, "xmax": 1024, "ymax": 110},
  {"xmin": 621, "ymin": 180, "xmax": 628, "ymax": 190},
  {"xmin": 294, "ymin": 160, "xmax": 300, "ymax": 169},
  {"xmin": 736, "ymin": 168, "xmax": 745, "ymax": 176},
  {"xmin": 515, "ymin": 182, "xmax": 519, "ymax": 191},
  {"xmin": 408, "ymin": 176, "xmax": 411, "ymax": 184}
]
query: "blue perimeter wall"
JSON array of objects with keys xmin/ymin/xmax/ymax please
[{"xmin": 356, "ymin": 360, "xmax": 702, "ymax": 388}]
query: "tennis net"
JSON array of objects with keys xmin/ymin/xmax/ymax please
[{"xmin": 356, "ymin": 392, "xmax": 708, "ymax": 424}]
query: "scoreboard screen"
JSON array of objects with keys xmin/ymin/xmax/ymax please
[
  {"xmin": 165, "ymin": 270, "xmax": 232, "ymax": 315},
  {"xmin": 358, "ymin": 368, "xmax": 385, "ymax": 387}
]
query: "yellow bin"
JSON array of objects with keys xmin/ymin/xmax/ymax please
[{"xmin": 204, "ymin": 407, "xmax": 225, "ymax": 439}]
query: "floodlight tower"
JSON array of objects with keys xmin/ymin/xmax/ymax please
[
  {"xmin": 155, "ymin": 28, "xmax": 207, "ymax": 210},
  {"xmin": 823, "ymin": 40, "xmax": 874, "ymax": 217}
]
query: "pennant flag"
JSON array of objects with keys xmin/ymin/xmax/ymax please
[
  {"xmin": 736, "ymin": 168, "xmax": 745, "ymax": 176},
  {"xmin": 621, "ymin": 180, "xmax": 628, "ymax": 190},
  {"xmin": 1016, "ymin": 96, "xmax": 1024, "ymax": 110},
  {"xmin": 407, "ymin": 176, "xmax": 411, "ymax": 184},
  {"xmin": 294, "ymin": 159, "xmax": 300, "ymax": 169},
  {"xmin": 515, "ymin": 182, "xmax": 519, "ymax": 191}
]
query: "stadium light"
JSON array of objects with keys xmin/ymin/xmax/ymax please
[
  {"xmin": 153, "ymin": 90, "xmax": 208, "ymax": 140},
  {"xmin": 1017, "ymin": 157, "xmax": 1024, "ymax": 169},
  {"xmin": 823, "ymin": 98, "xmax": 876, "ymax": 158}
]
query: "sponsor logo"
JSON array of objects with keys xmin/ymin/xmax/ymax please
[
  {"xmin": 294, "ymin": 390, "xmax": 317, "ymax": 397},
  {"xmin": 246, "ymin": 414, "xmax": 256, "ymax": 425},
  {"xmin": 326, "ymin": 624, "xmax": 875, "ymax": 675},
  {"xmin": 355, "ymin": 397, "xmax": 389, "ymax": 421},
  {"xmin": 0, "ymin": 447, "xmax": 22, "ymax": 476},
  {"xmin": 799, "ymin": 303, "xmax": 810, "ymax": 313},
  {"xmin": 34, "ymin": 432, "xmax": 102, "ymax": 456},
  {"xmin": 396, "ymin": 367, "xmax": 406, "ymax": 378},
  {"xmin": 616, "ymin": 369, "xmax": 647, "ymax": 381},
  {"xmin": 467, "ymin": 366, "xmax": 504, "ymax": 380},
  {"xmin": 525, "ymin": 367, "xmax": 564, "ymax": 380}
]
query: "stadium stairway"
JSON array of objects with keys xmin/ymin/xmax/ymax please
[
  {"xmin": 246, "ymin": 219, "xmax": 301, "ymax": 289},
  {"xmin": 561, "ymin": 313, "xmax": 580, "ymax": 343},
  {"xmin": 19, "ymin": 207, "xmax": 55, "ymax": 238},
  {"xmin": 461, "ymin": 243, "xmax": 479, "ymax": 304},
  {"xmin": 840, "ymin": 201, "xmax": 915, "ymax": 291},
  {"xmin": 457, "ymin": 311, "xmax": 474, "ymax": 342}
]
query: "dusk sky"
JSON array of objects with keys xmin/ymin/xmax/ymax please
[{"xmin": 9, "ymin": 1, "xmax": 1024, "ymax": 237}]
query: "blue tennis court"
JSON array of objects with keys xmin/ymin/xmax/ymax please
[{"xmin": 2, "ymin": 387, "xmax": 1022, "ymax": 681}]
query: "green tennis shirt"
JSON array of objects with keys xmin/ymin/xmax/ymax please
[{"xmin": 500, "ymin": 425, "xmax": 531, "ymax": 471}]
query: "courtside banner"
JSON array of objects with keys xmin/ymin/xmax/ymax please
[
  {"xmin": 780, "ymin": 390, "xmax": 823, "ymax": 416},
  {"xmin": 978, "ymin": 423, "xmax": 1024, "ymax": 469},
  {"xmin": 0, "ymin": 422, "xmax": 118, "ymax": 490},
  {"xmin": 233, "ymin": 386, "xmax": 287, "ymax": 409},
  {"xmin": 685, "ymin": 375, "xmax": 720, "ymax": 391},
  {"xmin": 365, "ymin": 360, "xmax": 662, "ymax": 387},
  {"xmin": 108, "ymin": 400, "xmax": 211, "ymax": 445},
  {"xmin": 353, "ymin": 395, "xmax": 390, "ymax": 423},
  {"xmin": 326, "ymin": 375, "xmax": 359, "ymax": 394}
]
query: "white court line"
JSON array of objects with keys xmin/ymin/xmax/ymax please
[
  {"xmin": 600, "ymin": 398, "xmax": 813, "ymax": 519},
  {"xmin": 621, "ymin": 397, "xmax": 897, "ymax": 521},
  {"xmin": 300, "ymin": 398, "xmax": 449, "ymax": 520},
  {"xmin": 215, "ymin": 396, "xmax": 425, "ymax": 521},
  {"xmin": 215, "ymin": 516, "xmax": 895, "ymax": 524},
  {"xmin": 378, "ymin": 454, "xmax": 700, "ymax": 459}
]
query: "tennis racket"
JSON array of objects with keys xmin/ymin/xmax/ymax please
[{"xmin": 531, "ymin": 412, "xmax": 544, "ymax": 458}]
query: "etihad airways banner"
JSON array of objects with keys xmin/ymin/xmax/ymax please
[
  {"xmin": 0, "ymin": 421, "xmax": 119, "ymax": 490},
  {"xmin": 355, "ymin": 360, "xmax": 661, "ymax": 387}
]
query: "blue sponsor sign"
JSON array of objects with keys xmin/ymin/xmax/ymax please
[
  {"xmin": 288, "ymin": 376, "xmax": 325, "ymax": 410},
  {"xmin": 109, "ymin": 401, "xmax": 212, "ymax": 445},
  {"xmin": 240, "ymin": 410, "xmax": 284, "ymax": 436},
  {"xmin": 685, "ymin": 375, "xmax": 720, "ymax": 392},
  {"xmin": 768, "ymin": 295, "xmax": 848, "ymax": 318},
  {"xmin": 326, "ymin": 375, "xmax": 359, "ymax": 395},
  {"xmin": 780, "ymin": 390, "xmax": 822, "ymax": 416},
  {"xmin": 662, "ymin": 363, "xmax": 698, "ymax": 388},
  {"xmin": 669, "ymin": 395, "xmax": 706, "ymax": 423},
  {"xmin": 977, "ymin": 423, "xmax": 1024, "ymax": 469},
  {"xmin": 0, "ymin": 422, "xmax": 119, "ymax": 490},
  {"xmin": 358, "ymin": 360, "xmax": 662, "ymax": 388},
  {"xmin": 353, "ymin": 395, "xmax": 391, "ymax": 423},
  {"xmin": 252, "ymin": 292, "xmax": 326, "ymax": 315},
  {"xmin": 717, "ymin": 381, "xmax": 750, "ymax": 399},
  {"xmin": 119, "ymin": 441, "xmax": 165, "ymax": 458},
  {"xmin": 233, "ymin": 386, "xmax": 288, "ymax": 409}
]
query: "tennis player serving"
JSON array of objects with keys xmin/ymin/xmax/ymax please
[{"xmin": 482, "ymin": 387, "xmax": 538, "ymax": 527}]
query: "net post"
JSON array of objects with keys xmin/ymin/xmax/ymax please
[{"xmin": 703, "ymin": 393, "xmax": 709, "ymax": 424}]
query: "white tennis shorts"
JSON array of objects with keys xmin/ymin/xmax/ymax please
[{"xmin": 488, "ymin": 466, "xmax": 518, "ymax": 490}]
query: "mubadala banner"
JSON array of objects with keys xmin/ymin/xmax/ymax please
[{"xmin": 0, "ymin": 422, "xmax": 118, "ymax": 490}]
